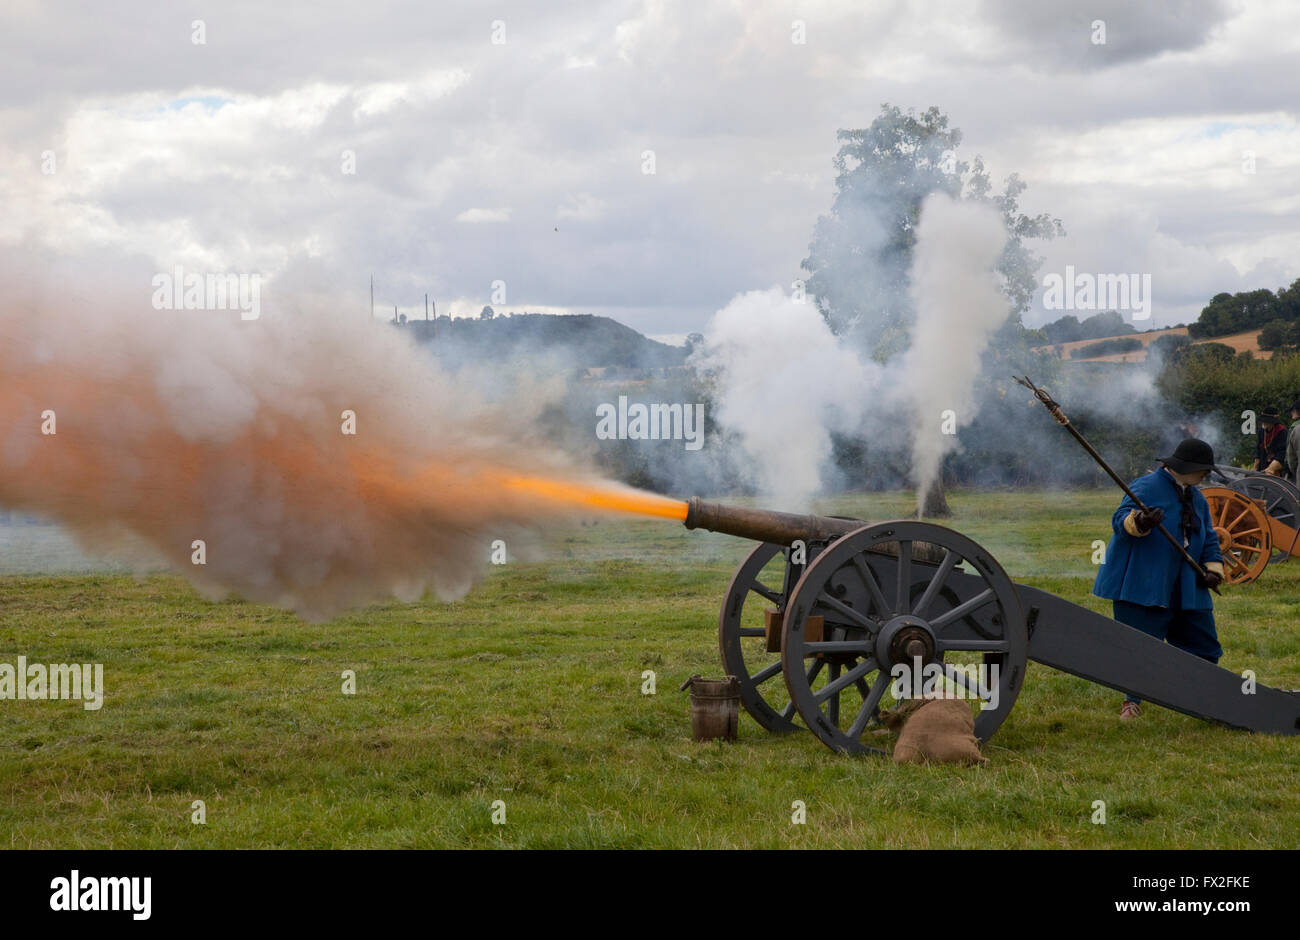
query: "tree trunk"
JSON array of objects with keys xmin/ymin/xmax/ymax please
[{"xmin": 920, "ymin": 477, "xmax": 952, "ymax": 518}]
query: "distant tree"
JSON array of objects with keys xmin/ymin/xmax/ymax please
[
  {"xmin": 1191, "ymin": 342, "xmax": 1237, "ymax": 364},
  {"xmin": 1259, "ymin": 319, "xmax": 1289, "ymax": 350},
  {"xmin": 1277, "ymin": 278, "xmax": 1300, "ymax": 320},
  {"xmin": 1042, "ymin": 314, "xmax": 1083, "ymax": 345},
  {"xmin": 800, "ymin": 103, "xmax": 1063, "ymax": 515},
  {"xmin": 1079, "ymin": 311, "xmax": 1134, "ymax": 339},
  {"xmin": 1190, "ymin": 288, "xmax": 1285, "ymax": 338},
  {"xmin": 480, "ymin": 305, "xmax": 495, "ymax": 320},
  {"xmin": 1149, "ymin": 333, "xmax": 1191, "ymax": 362},
  {"xmin": 1070, "ymin": 336, "xmax": 1142, "ymax": 359}
]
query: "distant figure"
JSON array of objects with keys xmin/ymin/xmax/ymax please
[
  {"xmin": 1287, "ymin": 401, "xmax": 1300, "ymax": 487},
  {"xmin": 1164, "ymin": 418, "xmax": 1201, "ymax": 458},
  {"xmin": 1254, "ymin": 409, "xmax": 1289, "ymax": 476},
  {"xmin": 1093, "ymin": 439, "xmax": 1225, "ymax": 721}
]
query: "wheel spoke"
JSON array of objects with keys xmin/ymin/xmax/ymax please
[
  {"xmin": 1231, "ymin": 527, "xmax": 1262, "ymax": 538},
  {"xmin": 929, "ymin": 587, "xmax": 997, "ymax": 631},
  {"xmin": 911, "ymin": 549, "xmax": 958, "ymax": 618},
  {"xmin": 1226, "ymin": 505, "xmax": 1251, "ymax": 531},
  {"xmin": 738, "ymin": 627, "xmax": 766, "ymax": 637},
  {"xmin": 896, "ymin": 540, "xmax": 912, "ymax": 612},
  {"xmin": 1217, "ymin": 498, "xmax": 1230, "ymax": 527},
  {"xmin": 847, "ymin": 672, "xmax": 891, "ymax": 739},
  {"xmin": 748, "ymin": 581, "xmax": 780, "ymax": 604},
  {"xmin": 943, "ymin": 662, "xmax": 989, "ymax": 702},
  {"xmin": 805, "ymin": 659, "xmax": 824, "ymax": 684},
  {"xmin": 826, "ymin": 662, "xmax": 841, "ymax": 725},
  {"xmin": 750, "ymin": 660, "xmax": 783, "ymax": 685},
  {"xmin": 814, "ymin": 658, "xmax": 877, "ymax": 704},
  {"xmin": 851, "ymin": 554, "xmax": 890, "ymax": 615},
  {"xmin": 814, "ymin": 592, "xmax": 874, "ymax": 629}
]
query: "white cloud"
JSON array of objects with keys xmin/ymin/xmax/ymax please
[
  {"xmin": 0, "ymin": 0, "xmax": 1298, "ymax": 339},
  {"xmin": 455, "ymin": 208, "xmax": 512, "ymax": 223},
  {"xmin": 352, "ymin": 69, "xmax": 470, "ymax": 119},
  {"xmin": 556, "ymin": 193, "xmax": 607, "ymax": 221}
]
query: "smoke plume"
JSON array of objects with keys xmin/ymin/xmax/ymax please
[
  {"xmin": 690, "ymin": 288, "xmax": 883, "ymax": 510},
  {"xmin": 0, "ymin": 297, "xmax": 663, "ymax": 620},
  {"xmin": 902, "ymin": 193, "xmax": 1009, "ymax": 513},
  {"xmin": 691, "ymin": 196, "xmax": 1009, "ymax": 513}
]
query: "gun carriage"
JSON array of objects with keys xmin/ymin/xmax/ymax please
[{"xmin": 685, "ymin": 498, "xmax": 1300, "ymax": 755}]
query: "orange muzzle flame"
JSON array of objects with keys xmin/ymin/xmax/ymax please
[{"xmin": 496, "ymin": 474, "xmax": 688, "ymax": 521}]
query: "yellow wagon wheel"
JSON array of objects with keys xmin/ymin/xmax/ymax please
[{"xmin": 1201, "ymin": 487, "xmax": 1271, "ymax": 584}]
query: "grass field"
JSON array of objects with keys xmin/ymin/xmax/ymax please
[{"xmin": 1, "ymin": 489, "xmax": 1298, "ymax": 849}]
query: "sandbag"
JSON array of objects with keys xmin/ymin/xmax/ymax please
[{"xmin": 890, "ymin": 698, "xmax": 988, "ymax": 766}]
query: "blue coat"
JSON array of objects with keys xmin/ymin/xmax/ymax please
[{"xmin": 1092, "ymin": 468, "xmax": 1222, "ymax": 610}]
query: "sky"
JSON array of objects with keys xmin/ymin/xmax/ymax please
[{"xmin": 2, "ymin": 0, "xmax": 1298, "ymax": 341}]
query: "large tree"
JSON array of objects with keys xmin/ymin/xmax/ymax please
[{"xmin": 801, "ymin": 104, "xmax": 1063, "ymax": 514}]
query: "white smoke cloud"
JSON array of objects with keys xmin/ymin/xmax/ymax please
[
  {"xmin": 696, "ymin": 196, "xmax": 1011, "ymax": 514},
  {"xmin": 691, "ymin": 287, "xmax": 885, "ymax": 511},
  {"xmin": 0, "ymin": 277, "xmax": 666, "ymax": 621},
  {"xmin": 902, "ymin": 194, "xmax": 1010, "ymax": 513}
]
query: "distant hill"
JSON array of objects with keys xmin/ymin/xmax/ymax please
[{"xmin": 395, "ymin": 313, "xmax": 688, "ymax": 369}]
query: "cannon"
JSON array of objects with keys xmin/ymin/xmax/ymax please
[
  {"xmin": 1198, "ymin": 465, "xmax": 1300, "ymax": 584},
  {"xmin": 683, "ymin": 497, "xmax": 1300, "ymax": 755}
]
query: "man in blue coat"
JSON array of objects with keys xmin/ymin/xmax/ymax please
[{"xmin": 1093, "ymin": 439, "xmax": 1226, "ymax": 720}]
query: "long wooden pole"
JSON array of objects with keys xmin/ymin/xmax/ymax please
[{"xmin": 1014, "ymin": 375, "xmax": 1218, "ymax": 592}]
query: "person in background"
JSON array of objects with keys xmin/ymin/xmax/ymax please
[
  {"xmin": 1093, "ymin": 439, "xmax": 1225, "ymax": 721},
  {"xmin": 1165, "ymin": 418, "xmax": 1200, "ymax": 457},
  {"xmin": 1287, "ymin": 401, "xmax": 1300, "ymax": 488},
  {"xmin": 1254, "ymin": 409, "xmax": 1289, "ymax": 476}
]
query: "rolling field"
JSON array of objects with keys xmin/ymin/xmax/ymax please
[{"xmin": 1, "ymin": 489, "xmax": 1298, "ymax": 849}]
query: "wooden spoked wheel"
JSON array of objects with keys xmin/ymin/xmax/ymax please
[
  {"xmin": 1201, "ymin": 487, "xmax": 1271, "ymax": 584},
  {"xmin": 780, "ymin": 522, "xmax": 1027, "ymax": 756},
  {"xmin": 1228, "ymin": 475, "xmax": 1300, "ymax": 563},
  {"xmin": 718, "ymin": 542, "xmax": 800, "ymax": 732}
]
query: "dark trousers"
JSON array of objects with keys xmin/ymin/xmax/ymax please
[{"xmin": 1113, "ymin": 600, "xmax": 1222, "ymax": 704}]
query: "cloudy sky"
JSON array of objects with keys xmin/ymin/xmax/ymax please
[{"xmin": 2, "ymin": 0, "xmax": 1297, "ymax": 340}]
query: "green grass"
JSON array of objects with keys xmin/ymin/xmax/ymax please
[{"xmin": 1, "ymin": 489, "xmax": 1297, "ymax": 849}]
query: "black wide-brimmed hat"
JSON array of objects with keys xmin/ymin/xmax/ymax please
[
  {"xmin": 1260, "ymin": 409, "xmax": 1282, "ymax": 423},
  {"xmin": 1158, "ymin": 438, "xmax": 1216, "ymax": 473}
]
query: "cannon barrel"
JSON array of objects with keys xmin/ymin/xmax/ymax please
[{"xmin": 683, "ymin": 497, "xmax": 862, "ymax": 545}]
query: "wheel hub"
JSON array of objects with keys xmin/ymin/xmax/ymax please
[{"xmin": 875, "ymin": 615, "xmax": 937, "ymax": 669}]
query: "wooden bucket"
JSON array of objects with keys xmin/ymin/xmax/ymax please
[{"xmin": 679, "ymin": 674, "xmax": 741, "ymax": 742}]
